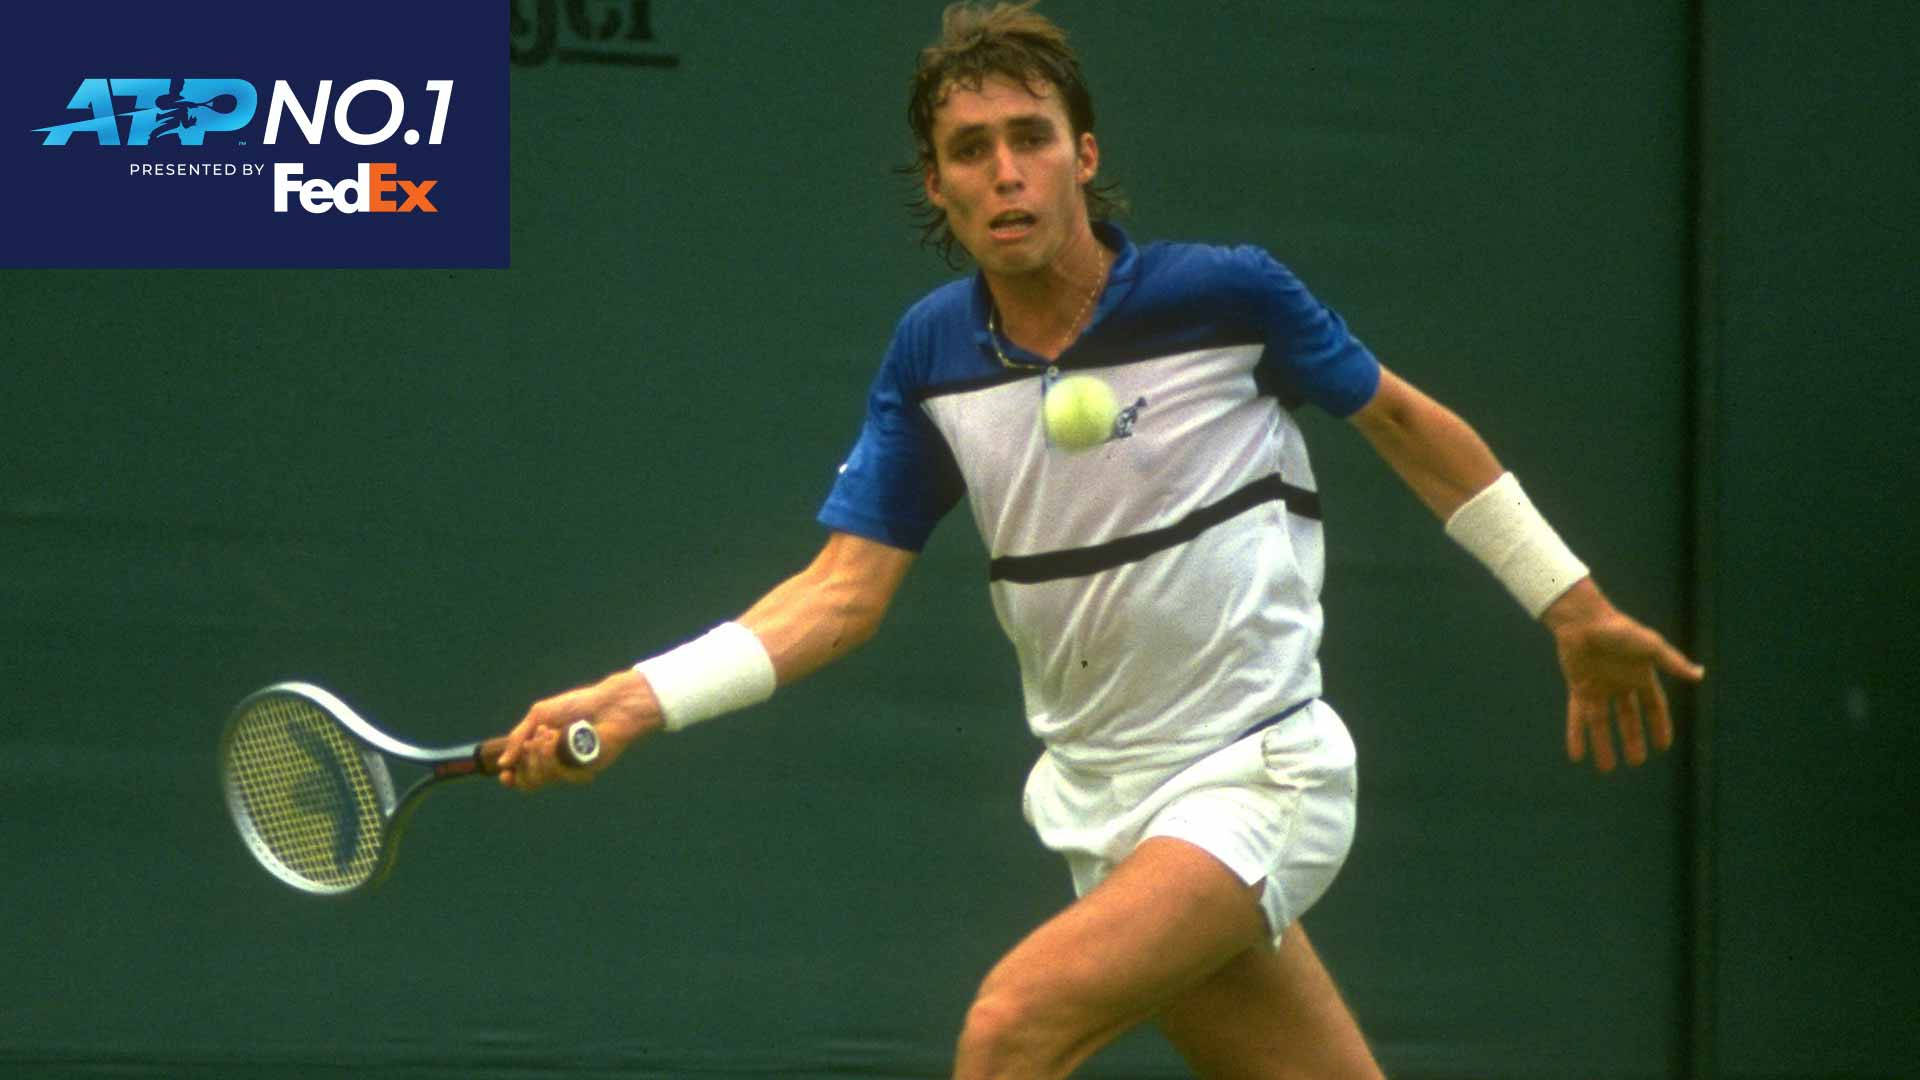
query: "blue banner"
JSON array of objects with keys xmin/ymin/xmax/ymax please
[{"xmin": 2, "ymin": 2, "xmax": 506, "ymax": 268}]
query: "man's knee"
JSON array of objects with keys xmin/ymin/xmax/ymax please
[
  {"xmin": 956, "ymin": 988, "xmax": 1039, "ymax": 1066},
  {"xmin": 954, "ymin": 984, "xmax": 1079, "ymax": 1079}
]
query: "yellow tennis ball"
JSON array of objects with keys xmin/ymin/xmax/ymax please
[{"xmin": 1043, "ymin": 374, "xmax": 1120, "ymax": 451}]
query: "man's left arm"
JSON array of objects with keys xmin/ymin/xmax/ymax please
[{"xmin": 1347, "ymin": 364, "xmax": 1706, "ymax": 773}]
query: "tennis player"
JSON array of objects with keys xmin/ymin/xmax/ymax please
[{"xmin": 499, "ymin": 4, "xmax": 1704, "ymax": 1076}]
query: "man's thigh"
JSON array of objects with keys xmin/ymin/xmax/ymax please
[
  {"xmin": 967, "ymin": 836, "xmax": 1271, "ymax": 1065},
  {"xmin": 1035, "ymin": 701, "xmax": 1359, "ymax": 950},
  {"xmin": 1156, "ymin": 921, "xmax": 1383, "ymax": 1080}
]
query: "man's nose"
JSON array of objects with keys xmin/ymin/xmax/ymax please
[{"xmin": 990, "ymin": 142, "xmax": 1023, "ymax": 190}]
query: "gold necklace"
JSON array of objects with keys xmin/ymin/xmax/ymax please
[{"xmin": 989, "ymin": 246, "xmax": 1110, "ymax": 369}]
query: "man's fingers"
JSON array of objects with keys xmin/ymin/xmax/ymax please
[
  {"xmin": 502, "ymin": 693, "xmax": 580, "ymax": 771},
  {"xmin": 499, "ymin": 709, "xmax": 543, "ymax": 769},
  {"xmin": 1581, "ymin": 698, "xmax": 1616, "ymax": 773},
  {"xmin": 1617, "ymin": 691, "xmax": 1647, "ymax": 767},
  {"xmin": 1644, "ymin": 672, "xmax": 1675, "ymax": 753},
  {"xmin": 1568, "ymin": 693, "xmax": 1615, "ymax": 771},
  {"xmin": 528, "ymin": 729, "xmax": 560, "ymax": 788},
  {"xmin": 499, "ymin": 727, "xmax": 556, "ymax": 792},
  {"xmin": 1649, "ymin": 633, "xmax": 1706, "ymax": 682},
  {"xmin": 1566, "ymin": 698, "xmax": 1586, "ymax": 763},
  {"xmin": 1556, "ymin": 612, "xmax": 1695, "ymax": 774},
  {"xmin": 1589, "ymin": 720, "xmax": 1616, "ymax": 773}
]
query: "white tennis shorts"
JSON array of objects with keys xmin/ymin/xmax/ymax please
[{"xmin": 1021, "ymin": 699, "xmax": 1358, "ymax": 946}]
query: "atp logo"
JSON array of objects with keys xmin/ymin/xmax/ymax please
[{"xmin": 35, "ymin": 78, "xmax": 257, "ymax": 145}]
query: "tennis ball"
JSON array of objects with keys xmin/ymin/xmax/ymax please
[{"xmin": 1043, "ymin": 374, "xmax": 1120, "ymax": 451}]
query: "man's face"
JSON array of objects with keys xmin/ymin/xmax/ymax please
[{"xmin": 924, "ymin": 74, "xmax": 1099, "ymax": 278}]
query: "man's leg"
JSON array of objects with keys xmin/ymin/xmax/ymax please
[
  {"xmin": 951, "ymin": 836, "xmax": 1272, "ymax": 1080},
  {"xmin": 1156, "ymin": 920, "xmax": 1383, "ymax": 1080}
]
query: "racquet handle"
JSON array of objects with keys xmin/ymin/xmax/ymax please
[{"xmin": 474, "ymin": 719, "xmax": 602, "ymax": 774}]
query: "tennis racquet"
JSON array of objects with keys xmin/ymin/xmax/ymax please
[{"xmin": 220, "ymin": 681, "xmax": 599, "ymax": 896}]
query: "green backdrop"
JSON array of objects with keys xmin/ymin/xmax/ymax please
[{"xmin": 2, "ymin": 3, "xmax": 1912, "ymax": 1077}]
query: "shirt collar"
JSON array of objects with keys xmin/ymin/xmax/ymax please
[{"xmin": 968, "ymin": 222, "xmax": 1139, "ymax": 358}]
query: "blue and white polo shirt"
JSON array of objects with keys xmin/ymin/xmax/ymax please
[{"xmin": 820, "ymin": 223, "xmax": 1380, "ymax": 774}]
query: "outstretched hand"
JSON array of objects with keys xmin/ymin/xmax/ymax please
[
  {"xmin": 1542, "ymin": 580, "xmax": 1705, "ymax": 773},
  {"xmin": 497, "ymin": 669, "xmax": 662, "ymax": 791}
]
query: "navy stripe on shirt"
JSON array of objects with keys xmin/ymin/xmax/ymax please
[{"xmin": 987, "ymin": 473, "xmax": 1321, "ymax": 584}]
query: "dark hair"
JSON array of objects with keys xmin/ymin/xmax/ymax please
[{"xmin": 901, "ymin": 1, "xmax": 1126, "ymax": 266}]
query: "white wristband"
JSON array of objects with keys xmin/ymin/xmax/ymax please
[
  {"xmin": 634, "ymin": 621, "xmax": 776, "ymax": 732},
  {"xmin": 1444, "ymin": 472, "xmax": 1590, "ymax": 619}
]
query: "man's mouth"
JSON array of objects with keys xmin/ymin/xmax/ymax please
[{"xmin": 988, "ymin": 210, "xmax": 1036, "ymax": 238}]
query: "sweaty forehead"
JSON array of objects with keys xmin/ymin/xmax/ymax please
[{"xmin": 930, "ymin": 73, "xmax": 1067, "ymax": 134}]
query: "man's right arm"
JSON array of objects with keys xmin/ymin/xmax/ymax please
[
  {"xmin": 737, "ymin": 530, "xmax": 917, "ymax": 685},
  {"xmin": 497, "ymin": 531, "xmax": 915, "ymax": 790}
]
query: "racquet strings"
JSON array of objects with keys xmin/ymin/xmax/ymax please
[{"xmin": 224, "ymin": 694, "xmax": 386, "ymax": 890}]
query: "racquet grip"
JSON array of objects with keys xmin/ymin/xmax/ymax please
[{"xmin": 475, "ymin": 719, "xmax": 601, "ymax": 774}]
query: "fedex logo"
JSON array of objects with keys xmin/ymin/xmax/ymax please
[
  {"xmin": 35, "ymin": 78, "xmax": 454, "ymax": 147},
  {"xmin": 274, "ymin": 163, "xmax": 437, "ymax": 214}
]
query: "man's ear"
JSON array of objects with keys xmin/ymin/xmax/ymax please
[
  {"xmin": 925, "ymin": 166, "xmax": 946, "ymax": 209},
  {"xmin": 1076, "ymin": 131, "xmax": 1100, "ymax": 185}
]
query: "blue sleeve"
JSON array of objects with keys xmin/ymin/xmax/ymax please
[
  {"xmin": 816, "ymin": 320, "xmax": 964, "ymax": 551},
  {"xmin": 1238, "ymin": 247, "xmax": 1381, "ymax": 417}
]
